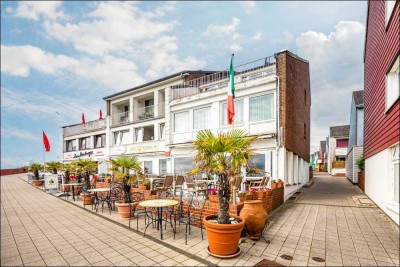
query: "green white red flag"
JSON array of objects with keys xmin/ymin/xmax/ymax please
[{"xmin": 227, "ymin": 54, "xmax": 235, "ymax": 125}]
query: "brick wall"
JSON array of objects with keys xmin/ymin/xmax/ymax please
[
  {"xmin": 0, "ymin": 168, "xmax": 28, "ymax": 176},
  {"xmin": 276, "ymin": 51, "xmax": 311, "ymax": 162}
]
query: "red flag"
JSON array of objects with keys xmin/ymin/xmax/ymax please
[
  {"xmin": 42, "ymin": 131, "xmax": 50, "ymax": 152},
  {"xmin": 99, "ymin": 109, "xmax": 103, "ymax": 120},
  {"xmin": 82, "ymin": 113, "xmax": 86, "ymax": 124}
]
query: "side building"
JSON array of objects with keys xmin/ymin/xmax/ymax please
[
  {"xmin": 364, "ymin": 0, "xmax": 399, "ymax": 224},
  {"xmin": 327, "ymin": 125, "xmax": 350, "ymax": 176},
  {"xmin": 346, "ymin": 90, "xmax": 364, "ymax": 184}
]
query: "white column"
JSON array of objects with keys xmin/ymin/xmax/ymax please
[
  {"xmin": 132, "ymin": 98, "xmax": 138, "ymax": 121},
  {"xmin": 294, "ymin": 155, "xmax": 298, "ymax": 185},
  {"xmin": 277, "ymin": 147, "xmax": 285, "ymax": 184},
  {"xmin": 154, "ymin": 90, "xmax": 159, "ymax": 117},
  {"xmin": 288, "ymin": 151, "xmax": 294, "ymax": 185}
]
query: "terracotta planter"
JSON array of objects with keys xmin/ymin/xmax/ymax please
[
  {"xmin": 80, "ymin": 193, "xmax": 94, "ymax": 205},
  {"xmin": 138, "ymin": 185, "xmax": 149, "ymax": 191},
  {"xmin": 238, "ymin": 196, "xmax": 246, "ymax": 203},
  {"xmin": 252, "ymin": 193, "xmax": 259, "ymax": 200},
  {"xmin": 203, "ymin": 215, "xmax": 245, "ymax": 257},
  {"xmin": 239, "ymin": 200, "xmax": 267, "ymax": 240},
  {"xmin": 104, "ymin": 177, "xmax": 111, "ymax": 183},
  {"xmin": 209, "ymin": 195, "xmax": 219, "ymax": 203},
  {"xmin": 258, "ymin": 191, "xmax": 266, "ymax": 199},
  {"xmin": 277, "ymin": 182, "xmax": 284, "ymax": 188},
  {"xmin": 271, "ymin": 182, "xmax": 277, "ymax": 189},
  {"xmin": 32, "ymin": 180, "xmax": 43, "ymax": 187},
  {"xmin": 115, "ymin": 202, "xmax": 138, "ymax": 220},
  {"xmin": 266, "ymin": 190, "xmax": 272, "ymax": 196},
  {"xmin": 245, "ymin": 194, "xmax": 253, "ymax": 201}
]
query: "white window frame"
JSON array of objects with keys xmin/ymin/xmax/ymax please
[
  {"xmin": 220, "ymin": 99, "xmax": 245, "ymax": 128},
  {"xmin": 113, "ymin": 130, "xmax": 130, "ymax": 145},
  {"xmin": 385, "ymin": 0, "xmax": 396, "ymax": 27},
  {"xmin": 387, "ymin": 144, "xmax": 400, "ymax": 214},
  {"xmin": 193, "ymin": 106, "xmax": 211, "ymax": 130},
  {"xmin": 386, "ymin": 56, "xmax": 400, "ymax": 112},
  {"xmin": 173, "ymin": 111, "xmax": 190, "ymax": 133},
  {"xmin": 159, "ymin": 123, "xmax": 165, "ymax": 140},
  {"xmin": 249, "ymin": 93, "xmax": 275, "ymax": 123}
]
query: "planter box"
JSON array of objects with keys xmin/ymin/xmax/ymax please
[
  {"xmin": 209, "ymin": 195, "xmax": 219, "ymax": 203},
  {"xmin": 271, "ymin": 183, "xmax": 277, "ymax": 189},
  {"xmin": 357, "ymin": 171, "xmax": 365, "ymax": 193}
]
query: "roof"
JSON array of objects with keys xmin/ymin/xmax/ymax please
[
  {"xmin": 330, "ymin": 125, "xmax": 350, "ymax": 138},
  {"xmin": 353, "ymin": 90, "xmax": 364, "ymax": 107},
  {"xmin": 320, "ymin": 141, "xmax": 326, "ymax": 152},
  {"xmin": 103, "ymin": 70, "xmax": 217, "ymax": 100}
]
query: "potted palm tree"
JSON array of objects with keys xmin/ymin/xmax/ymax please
[
  {"xmin": 192, "ymin": 129, "xmax": 257, "ymax": 257},
  {"xmin": 109, "ymin": 156, "xmax": 143, "ymax": 220},
  {"xmin": 29, "ymin": 162, "xmax": 44, "ymax": 187},
  {"xmin": 46, "ymin": 161, "xmax": 62, "ymax": 174},
  {"xmin": 75, "ymin": 159, "xmax": 98, "ymax": 191}
]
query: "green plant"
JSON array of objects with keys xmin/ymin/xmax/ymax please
[
  {"xmin": 75, "ymin": 159, "xmax": 98, "ymax": 190},
  {"xmin": 109, "ymin": 156, "xmax": 143, "ymax": 203},
  {"xmin": 29, "ymin": 163, "xmax": 43, "ymax": 180},
  {"xmin": 192, "ymin": 129, "xmax": 257, "ymax": 224},
  {"xmin": 143, "ymin": 181, "xmax": 150, "ymax": 187},
  {"xmin": 356, "ymin": 155, "xmax": 365, "ymax": 171},
  {"xmin": 272, "ymin": 179, "xmax": 277, "ymax": 183},
  {"xmin": 46, "ymin": 161, "xmax": 62, "ymax": 174}
]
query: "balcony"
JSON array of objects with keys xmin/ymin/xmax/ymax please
[
  {"xmin": 335, "ymin": 147, "xmax": 347, "ymax": 156},
  {"xmin": 63, "ymin": 119, "xmax": 106, "ymax": 137},
  {"xmin": 171, "ymin": 56, "xmax": 276, "ymax": 100},
  {"xmin": 110, "ymin": 102, "xmax": 165, "ymax": 127}
]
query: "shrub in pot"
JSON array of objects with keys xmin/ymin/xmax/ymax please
[
  {"xmin": 29, "ymin": 162, "xmax": 43, "ymax": 187},
  {"xmin": 271, "ymin": 180, "xmax": 277, "ymax": 189},
  {"xmin": 191, "ymin": 129, "xmax": 257, "ymax": 257},
  {"xmin": 277, "ymin": 179, "xmax": 284, "ymax": 188}
]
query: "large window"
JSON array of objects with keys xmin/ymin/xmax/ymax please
[
  {"xmin": 159, "ymin": 159, "xmax": 166, "ymax": 175},
  {"xmin": 159, "ymin": 123, "xmax": 165, "ymax": 140},
  {"xmin": 66, "ymin": 140, "xmax": 77, "ymax": 152},
  {"xmin": 144, "ymin": 161, "xmax": 152, "ymax": 174},
  {"xmin": 174, "ymin": 111, "xmax": 190, "ymax": 132},
  {"xmin": 174, "ymin": 157, "xmax": 194, "ymax": 175},
  {"xmin": 247, "ymin": 154, "xmax": 266, "ymax": 177},
  {"xmin": 336, "ymin": 139, "xmax": 349, "ymax": 148},
  {"xmin": 113, "ymin": 130, "xmax": 130, "ymax": 145},
  {"xmin": 193, "ymin": 107, "xmax": 211, "ymax": 130},
  {"xmin": 79, "ymin": 137, "xmax": 91, "ymax": 150},
  {"xmin": 95, "ymin": 134, "xmax": 106, "ymax": 148},
  {"xmin": 394, "ymin": 163, "xmax": 399, "ymax": 203},
  {"xmin": 386, "ymin": 56, "xmax": 399, "ymax": 111},
  {"xmin": 221, "ymin": 100, "xmax": 244, "ymax": 126},
  {"xmin": 249, "ymin": 94, "xmax": 274, "ymax": 122}
]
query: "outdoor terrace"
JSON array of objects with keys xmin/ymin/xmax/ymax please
[
  {"xmin": 63, "ymin": 119, "xmax": 106, "ymax": 137},
  {"xmin": 110, "ymin": 102, "xmax": 165, "ymax": 127},
  {"xmin": 171, "ymin": 56, "xmax": 276, "ymax": 100}
]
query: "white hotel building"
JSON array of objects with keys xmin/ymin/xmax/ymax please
[{"xmin": 61, "ymin": 50, "xmax": 311, "ymax": 199}]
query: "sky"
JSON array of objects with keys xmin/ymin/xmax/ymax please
[{"xmin": 1, "ymin": 1, "xmax": 367, "ymax": 168}]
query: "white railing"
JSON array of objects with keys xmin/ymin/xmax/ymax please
[
  {"xmin": 111, "ymin": 111, "xmax": 130, "ymax": 126},
  {"xmin": 335, "ymin": 147, "xmax": 348, "ymax": 156},
  {"xmin": 63, "ymin": 119, "xmax": 106, "ymax": 137},
  {"xmin": 110, "ymin": 102, "xmax": 165, "ymax": 126}
]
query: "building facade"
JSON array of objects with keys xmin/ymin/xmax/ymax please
[
  {"xmin": 61, "ymin": 50, "xmax": 311, "ymax": 200},
  {"xmin": 327, "ymin": 125, "xmax": 350, "ymax": 176},
  {"xmin": 346, "ymin": 90, "xmax": 364, "ymax": 183},
  {"xmin": 364, "ymin": 0, "xmax": 399, "ymax": 224}
]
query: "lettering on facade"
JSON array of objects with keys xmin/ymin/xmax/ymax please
[{"xmin": 73, "ymin": 151, "xmax": 94, "ymax": 158}]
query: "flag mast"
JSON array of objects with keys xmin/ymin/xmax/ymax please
[{"xmin": 42, "ymin": 130, "xmax": 46, "ymax": 172}]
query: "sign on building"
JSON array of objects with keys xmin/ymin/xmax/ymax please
[{"xmin": 44, "ymin": 174, "xmax": 59, "ymax": 194}]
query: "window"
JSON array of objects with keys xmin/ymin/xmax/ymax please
[
  {"xmin": 386, "ymin": 56, "xmax": 399, "ymax": 111},
  {"xmin": 174, "ymin": 157, "xmax": 194, "ymax": 175},
  {"xmin": 221, "ymin": 99, "xmax": 244, "ymax": 126},
  {"xmin": 95, "ymin": 134, "xmax": 106, "ymax": 148},
  {"xmin": 193, "ymin": 107, "xmax": 211, "ymax": 130},
  {"xmin": 113, "ymin": 130, "xmax": 130, "ymax": 145},
  {"xmin": 66, "ymin": 140, "xmax": 76, "ymax": 152},
  {"xmin": 79, "ymin": 137, "xmax": 91, "ymax": 150},
  {"xmin": 386, "ymin": 0, "xmax": 396, "ymax": 25},
  {"xmin": 135, "ymin": 128, "xmax": 143, "ymax": 143},
  {"xmin": 249, "ymin": 94, "xmax": 274, "ymax": 122},
  {"xmin": 336, "ymin": 139, "xmax": 348, "ymax": 148},
  {"xmin": 174, "ymin": 111, "xmax": 190, "ymax": 132},
  {"xmin": 159, "ymin": 159, "xmax": 166, "ymax": 175},
  {"xmin": 159, "ymin": 123, "xmax": 165, "ymax": 140},
  {"xmin": 247, "ymin": 154, "xmax": 265, "ymax": 176},
  {"xmin": 143, "ymin": 125, "xmax": 154, "ymax": 141},
  {"xmin": 394, "ymin": 163, "xmax": 399, "ymax": 203},
  {"xmin": 144, "ymin": 161, "xmax": 152, "ymax": 174}
]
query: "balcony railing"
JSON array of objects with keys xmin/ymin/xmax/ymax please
[
  {"xmin": 110, "ymin": 102, "xmax": 165, "ymax": 126},
  {"xmin": 335, "ymin": 147, "xmax": 347, "ymax": 156},
  {"xmin": 63, "ymin": 119, "xmax": 106, "ymax": 137},
  {"xmin": 171, "ymin": 56, "xmax": 276, "ymax": 100}
]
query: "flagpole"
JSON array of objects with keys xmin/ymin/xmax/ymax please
[{"xmin": 42, "ymin": 130, "xmax": 46, "ymax": 172}]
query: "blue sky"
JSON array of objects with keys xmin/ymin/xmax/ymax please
[{"xmin": 1, "ymin": 1, "xmax": 366, "ymax": 168}]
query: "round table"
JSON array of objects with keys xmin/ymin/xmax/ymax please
[
  {"xmin": 139, "ymin": 199, "xmax": 178, "ymax": 240},
  {"xmin": 87, "ymin": 188, "xmax": 111, "ymax": 212},
  {"xmin": 65, "ymin": 183, "xmax": 82, "ymax": 201}
]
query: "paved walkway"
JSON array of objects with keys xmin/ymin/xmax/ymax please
[{"xmin": 1, "ymin": 173, "xmax": 399, "ymax": 266}]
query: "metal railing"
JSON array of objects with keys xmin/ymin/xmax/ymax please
[
  {"xmin": 110, "ymin": 102, "xmax": 166, "ymax": 126},
  {"xmin": 171, "ymin": 56, "xmax": 276, "ymax": 100},
  {"xmin": 63, "ymin": 119, "xmax": 107, "ymax": 137}
]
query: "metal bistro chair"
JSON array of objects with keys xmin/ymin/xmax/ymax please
[
  {"xmin": 173, "ymin": 175, "xmax": 184, "ymax": 196},
  {"xmin": 231, "ymin": 175, "xmax": 243, "ymax": 202},
  {"xmin": 156, "ymin": 175, "xmax": 173, "ymax": 191},
  {"xmin": 250, "ymin": 175, "xmax": 270, "ymax": 191},
  {"xmin": 94, "ymin": 182, "xmax": 112, "ymax": 214},
  {"xmin": 174, "ymin": 193, "xmax": 205, "ymax": 245},
  {"xmin": 128, "ymin": 192, "xmax": 154, "ymax": 232}
]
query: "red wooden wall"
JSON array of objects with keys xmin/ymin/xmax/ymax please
[{"xmin": 364, "ymin": 1, "xmax": 400, "ymax": 159}]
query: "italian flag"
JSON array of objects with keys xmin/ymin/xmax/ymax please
[{"xmin": 227, "ymin": 54, "xmax": 235, "ymax": 125}]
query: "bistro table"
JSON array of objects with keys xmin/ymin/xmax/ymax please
[
  {"xmin": 87, "ymin": 188, "xmax": 111, "ymax": 212},
  {"xmin": 65, "ymin": 183, "xmax": 82, "ymax": 201},
  {"xmin": 139, "ymin": 199, "xmax": 178, "ymax": 240}
]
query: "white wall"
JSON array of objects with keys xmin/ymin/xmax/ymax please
[{"xmin": 365, "ymin": 143, "xmax": 399, "ymax": 225}]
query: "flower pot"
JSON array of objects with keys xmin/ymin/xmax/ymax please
[
  {"xmin": 32, "ymin": 180, "xmax": 43, "ymax": 187},
  {"xmin": 203, "ymin": 215, "xmax": 245, "ymax": 257},
  {"xmin": 115, "ymin": 202, "xmax": 138, "ymax": 220},
  {"xmin": 245, "ymin": 194, "xmax": 253, "ymax": 201},
  {"xmin": 138, "ymin": 185, "xmax": 149, "ymax": 191},
  {"xmin": 271, "ymin": 182, "xmax": 277, "ymax": 189},
  {"xmin": 209, "ymin": 195, "xmax": 219, "ymax": 203},
  {"xmin": 277, "ymin": 182, "xmax": 284, "ymax": 188},
  {"xmin": 258, "ymin": 191, "xmax": 266, "ymax": 199},
  {"xmin": 266, "ymin": 190, "xmax": 272, "ymax": 196},
  {"xmin": 238, "ymin": 196, "xmax": 246, "ymax": 203},
  {"xmin": 80, "ymin": 193, "xmax": 94, "ymax": 205},
  {"xmin": 239, "ymin": 200, "xmax": 267, "ymax": 240},
  {"xmin": 252, "ymin": 193, "xmax": 259, "ymax": 200}
]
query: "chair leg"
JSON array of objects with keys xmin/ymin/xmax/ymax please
[
  {"xmin": 136, "ymin": 214, "xmax": 139, "ymax": 232},
  {"xmin": 200, "ymin": 220, "xmax": 204, "ymax": 240},
  {"xmin": 185, "ymin": 223, "xmax": 188, "ymax": 245}
]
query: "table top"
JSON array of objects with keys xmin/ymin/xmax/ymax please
[
  {"xmin": 243, "ymin": 177, "xmax": 263, "ymax": 181},
  {"xmin": 87, "ymin": 188, "xmax": 110, "ymax": 192},
  {"xmin": 139, "ymin": 199, "xmax": 178, "ymax": 208},
  {"xmin": 65, "ymin": 183, "xmax": 82, "ymax": 186},
  {"xmin": 194, "ymin": 180, "xmax": 217, "ymax": 184}
]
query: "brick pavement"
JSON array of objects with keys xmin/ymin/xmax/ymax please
[{"xmin": 1, "ymin": 173, "xmax": 399, "ymax": 266}]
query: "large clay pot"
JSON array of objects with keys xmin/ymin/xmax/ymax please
[
  {"xmin": 115, "ymin": 202, "xmax": 138, "ymax": 220},
  {"xmin": 32, "ymin": 180, "xmax": 44, "ymax": 187},
  {"xmin": 80, "ymin": 193, "xmax": 94, "ymax": 205},
  {"xmin": 203, "ymin": 215, "xmax": 245, "ymax": 257},
  {"xmin": 239, "ymin": 200, "xmax": 267, "ymax": 240}
]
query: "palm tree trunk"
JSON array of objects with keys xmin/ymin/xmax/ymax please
[
  {"xmin": 218, "ymin": 174, "xmax": 231, "ymax": 224},
  {"xmin": 34, "ymin": 170, "xmax": 39, "ymax": 180}
]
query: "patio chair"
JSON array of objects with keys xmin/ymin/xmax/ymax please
[
  {"xmin": 250, "ymin": 176, "xmax": 270, "ymax": 190},
  {"xmin": 156, "ymin": 175, "xmax": 173, "ymax": 190},
  {"xmin": 128, "ymin": 192, "xmax": 154, "ymax": 231},
  {"xmin": 95, "ymin": 182, "xmax": 112, "ymax": 214},
  {"xmin": 174, "ymin": 193, "xmax": 205, "ymax": 245},
  {"xmin": 174, "ymin": 175, "xmax": 184, "ymax": 196},
  {"xmin": 185, "ymin": 176, "xmax": 207, "ymax": 197}
]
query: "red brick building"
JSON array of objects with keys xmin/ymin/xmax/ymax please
[{"xmin": 364, "ymin": 0, "xmax": 399, "ymax": 224}]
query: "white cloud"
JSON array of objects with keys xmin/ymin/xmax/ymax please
[
  {"xmin": 1, "ymin": 126, "xmax": 40, "ymax": 142},
  {"xmin": 253, "ymin": 32, "xmax": 262, "ymax": 41},
  {"xmin": 295, "ymin": 21, "xmax": 365, "ymax": 152},
  {"xmin": 242, "ymin": 1, "xmax": 256, "ymax": 13},
  {"xmin": 7, "ymin": 1, "xmax": 67, "ymax": 21},
  {"xmin": 203, "ymin": 17, "xmax": 242, "ymax": 53}
]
